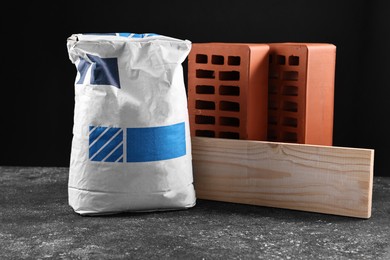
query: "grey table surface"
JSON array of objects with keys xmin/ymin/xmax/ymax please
[{"xmin": 0, "ymin": 166, "xmax": 389, "ymax": 260}]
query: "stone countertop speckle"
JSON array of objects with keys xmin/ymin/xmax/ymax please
[{"xmin": 0, "ymin": 166, "xmax": 389, "ymax": 260}]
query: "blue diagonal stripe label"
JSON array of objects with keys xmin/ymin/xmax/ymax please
[{"xmin": 89, "ymin": 126, "xmax": 123, "ymax": 163}]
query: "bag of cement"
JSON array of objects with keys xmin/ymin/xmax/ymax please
[{"xmin": 66, "ymin": 33, "xmax": 196, "ymax": 215}]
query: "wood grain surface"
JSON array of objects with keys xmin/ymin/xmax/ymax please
[{"xmin": 191, "ymin": 137, "xmax": 374, "ymax": 218}]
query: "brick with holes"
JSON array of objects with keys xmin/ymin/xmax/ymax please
[
  {"xmin": 267, "ymin": 43, "xmax": 336, "ymax": 145},
  {"xmin": 187, "ymin": 43, "xmax": 270, "ymax": 140}
]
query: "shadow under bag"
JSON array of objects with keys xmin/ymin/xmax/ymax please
[{"xmin": 66, "ymin": 33, "xmax": 196, "ymax": 215}]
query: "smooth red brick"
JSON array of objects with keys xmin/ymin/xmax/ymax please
[
  {"xmin": 188, "ymin": 43, "xmax": 270, "ymax": 140},
  {"xmin": 267, "ymin": 43, "xmax": 336, "ymax": 145}
]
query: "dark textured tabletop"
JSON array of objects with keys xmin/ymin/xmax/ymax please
[{"xmin": 1, "ymin": 166, "xmax": 389, "ymax": 259}]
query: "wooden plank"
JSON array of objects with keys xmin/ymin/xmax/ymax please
[{"xmin": 191, "ymin": 137, "xmax": 374, "ymax": 219}]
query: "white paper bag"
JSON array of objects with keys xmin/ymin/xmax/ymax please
[{"xmin": 66, "ymin": 33, "xmax": 196, "ymax": 215}]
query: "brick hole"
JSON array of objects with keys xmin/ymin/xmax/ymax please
[
  {"xmin": 196, "ymin": 54, "xmax": 208, "ymax": 64},
  {"xmin": 282, "ymin": 86, "xmax": 298, "ymax": 96},
  {"xmin": 289, "ymin": 55, "xmax": 299, "ymax": 66},
  {"xmin": 196, "ymin": 69, "xmax": 215, "ymax": 79},
  {"xmin": 220, "ymin": 85, "xmax": 240, "ymax": 96},
  {"xmin": 277, "ymin": 55, "xmax": 286, "ymax": 65},
  {"xmin": 195, "ymin": 130, "xmax": 215, "ymax": 137},
  {"xmin": 196, "ymin": 85, "xmax": 215, "ymax": 94},
  {"xmin": 220, "ymin": 117, "xmax": 240, "ymax": 127},
  {"xmin": 282, "ymin": 117, "xmax": 298, "ymax": 127},
  {"xmin": 282, "ymin": 132, "xmax": 298, "ymax": 142},
  {"xmin": 212, "ymin": 55, "xmax": 224, "ymax": 65},
  {"xmin": 283, "ymin": 101, "xmax": 298, "ymax": 112},
  {"xmin": 283, "ymin": 71, "xmax": 299, "ymax": 81},
  {"xmin": 219, "ymin": 132, "xmax": 240, "ymax": 139},
  {"xmin": 268, "ymin": 99, "xmax": 278, "ymax": 110},
  {"xmin": 269, "ymin": 54, "xmax": 273, "ymax": 64},
  {"xmin": 269, "ymin": 84, "xmax": 278, "ymax": 94},
  {"xmin": 220, "ymin": 101, "xmax": 240, "ymax": 112},
  {"xmin": 268, "ymin": 115, "xmax": 278, "ymax": 125},
  {"xmin": 267, "ymin": 129, "xmax": 278, "ymax": 140},
  {"xmin": 195, "ymin": 100, "xmax": 215, "ymax": 110},
  {"xmin": 269, "ymin": 70, "xmax": 279, "ymax": 79},
  {"xmin": 219, "ymin": 71, "xmax": 240, "ymax": 81},
  {"xmin": 195, "ymin": 115, "xmax": 215, "ymax": 125},
  {"xmin": 228, "ymin": 56, "xmax": 241, "ymax": 66}
]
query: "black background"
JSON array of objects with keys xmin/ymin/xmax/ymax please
[{"xmin": 2, "ymin": 1, "xmax": 389, "ymax": 176}]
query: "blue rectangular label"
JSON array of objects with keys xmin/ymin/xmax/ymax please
[{"xmin": 126, "ymin": 122, "xmax": 186, "ymax": 162}]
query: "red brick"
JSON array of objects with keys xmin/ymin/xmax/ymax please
[
  {"xmin": 188, "ymin": 43, "xmax": 269, "ymax": 140},
  {"xmin": 267, "ymin": 43, "xmax": 336, "ymax": 145}
]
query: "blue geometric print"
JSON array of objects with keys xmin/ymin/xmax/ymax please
[
  {"xmin": 76, "ymin": 54, "xmax": 121, "ymax": 89},
  {"xmin": 126, "ymin": 122, "xmax": 186, "ymax": 162},
  {"xmin": 76, "ymin": 58, "xmax": 91, "ymax": 84},
  {"xmin": 81, "ymin": 32, "xmax": 159, "ymax": 38},
  {"xmin": 88, "ymin": 122, "xmax": 186, "ymax": 163},
  {"xmin": 89, "ymin": 126, "xmax": 123, "ymax": 163},
  {"xmin": 118, "ymin": 33, "xmax": 159, "ymax": 38}
]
